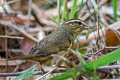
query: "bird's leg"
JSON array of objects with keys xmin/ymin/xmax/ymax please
[
  {"xmin": 66, "ymin": 42, "xmax": 73, "ymax": 57},
  {"xmin": 69, "ymin": 42, "xmax": 73, "ymax": 49},
  {"xmin": 39, "ymin": 62, "xmax": 44, "ymax": 74},
  {"xmin": 56, "ymin": 51, "xmax": 71, "ymax": 68}
]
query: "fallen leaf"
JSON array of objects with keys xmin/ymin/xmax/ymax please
[{"xmin": 105, "ymin": 28, "xmax": 120, "ymax": 46}]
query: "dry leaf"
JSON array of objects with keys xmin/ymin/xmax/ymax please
[
  {"xmin": 105, "ymin": 28, "xmax": 120, "ymax": 46},
  {"xmin": 21, "ymin": 36, "xmax": 35, "ymax": 55}
]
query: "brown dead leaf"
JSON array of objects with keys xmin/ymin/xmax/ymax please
[
  {"xmin": 21, "ymin": 36, "xmax": 35, "ymax": 55},
  {"xmin": 105, "ymin": 28, "xmax": 120, "ymax": 46},
  {"xmin": 1, "ymin": 15, "xmax": 35, "ymax": 23}
]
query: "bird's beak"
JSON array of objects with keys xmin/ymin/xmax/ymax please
[{"xmin": 84, "ymin": 25, "xmax": 93, "ymax": 30}]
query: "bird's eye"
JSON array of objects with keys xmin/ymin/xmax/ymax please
[{"xmin": 76, "ymin": 21, "xmax": 82, "ymax": 25}]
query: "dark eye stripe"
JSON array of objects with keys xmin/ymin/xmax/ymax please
[{"xmin": 75, "ymin": 21, "xmax": 81, "ymax": 25}]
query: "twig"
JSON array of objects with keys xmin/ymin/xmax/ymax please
[
  {"xmin": 51, "ymin": 53, "xmax": 70, "ymax": 66},
  {"xmin": 2, "ymin": 0, "xmax": 20, "ymax": 5},
  {"xmin": 81, "ymin": 0, "xmax": 108, "ymax": 20},
  {"xmin": 3, "ymin": 5, "xmax": 9, "ymax": 72},
  {"xmin": 0, "ymin": 20, "xmax": 39, "ymax": 42},
  {"xmin": 105, "ymin": 46, "xmax": 120, "ymax": 49},
  {"xmin": 98, "ymin": 65, "xmax": 120, "ymax": 70},
  {"xmin": 62, "ymin": 0, "xmax": 67, "ymax": 22},
  {"xmin": 38, "ymin": 67, "xmax": 57, "ymax": 80},
  {"xmin": 29, "ymin": 27, "xmax": 54, "ymax": 32},
  {"xmin": 0, "ymin": 64, "xmax": 120, "ymax": 77},
  {"xmin": 0, "ymin": 68, "xmax": 66, "ymax": 77},
  {"xmin": 0, "ymin": 49, "xmax": 22, "ymax": 53},
  {"xmin": 85, "ymin": 47, "xmax": 105, "ymax": 56},
  {"xmin": 85, "ymin": 46, "xmax": 119, "ymax": 56},
  {"xmin": 79, "ymin": 21, "xmax": 120, "ymax": 44},
  {"xmin": 5, "ymin": 23, "xmax": 8, "ymax": 72},
  {"xmin": 31, "ymin": 3, "xmax": 57, "ymax": 27},
  {"xmin": 0, "ymin": 71, "xmax": 45, "ymax": 77},
  {"xmin": 57, "ymin": 0, "xmax": 61, "ymax": 23},
  {"xmin": 0, "ymin": 35, "xmax": 24, "ymax": 39},
  {"xmin": 68, "ymin": 48, "xmax": 89, "ymax": 59},
  {"xmin": 26, "ymin": 0, "xmax": 32, "ymax": 31}
]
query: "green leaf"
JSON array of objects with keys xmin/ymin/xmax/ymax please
[
  {"xmin": 112, "ymin": 0, "xmax": 117, "ymax": 22},
  {"xmin": 69, "ymin": 0, "xmax": 78, "ymax": 19},
  {"xmin": 57, "ymin": 0, "xmax": 64, "ymax": 23},
  {"xmin": 57, "ymin": 0, "xmax": 62, "ymax": 23},
  {"xmin": 57, "ymin": 0, "xmax": 61, "ymax": 23},
  {"xmin": 13, "ymin": 65, "xmax": 36, "ymax": 80},
  {"xmin": 79, "ymin": 48, "xmax": 87, "ymax": 54},
  {"xmin": 64, "ymin": 0, "xmax": 69, "ymax": 20},
  {"xmin": 86, "ymin": 29, "xmax": 92, "ymax": 39},
  {"xmin": 49, "ymin": 68, "xmax": 77, "ymax": 80},
  {"xmin": 50, "ymin": 48, "xmax": 120, "ymax": 80},
  {"xmin": 76, "ymin": 0, "xmax": 83, "ymax": 18},
  {"xmin": 85, "ymin": 48, "xmax": 120, "ymax": 70},
  {"xmin": 76, "ymin": 48, "xmax": 86, "ymax": 64}
]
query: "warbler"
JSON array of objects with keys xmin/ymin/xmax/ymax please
[{"xmin": 11, "ymin": 19, "xmax": 90, "ymax": 64}]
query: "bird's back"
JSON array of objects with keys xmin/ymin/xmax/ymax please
[{"xmin": 29, "ymin": 27, "xmax": 73, "ymax": 57}]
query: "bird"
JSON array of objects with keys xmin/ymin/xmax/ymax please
[{"xmin": 10, "ymin": 19, "xmax": 90, "ymax": 65}]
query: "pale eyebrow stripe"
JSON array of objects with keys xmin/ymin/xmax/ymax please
[
  {"xmin": 65, "ymin": 20, "xmax": 81, "ymax": 24},
  {"xmin": 65, "ymin": 20, "xmax": 88, "ymax": 26}
]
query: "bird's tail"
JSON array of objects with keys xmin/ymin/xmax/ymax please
[{"xmin": 9, "ymin": 55, "xmax": 33, "ymax": 60}]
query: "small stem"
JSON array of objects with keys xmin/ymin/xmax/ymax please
[
  {"xmin": 26, "ymin": 0, "xmax": 32, "ymax": 31},
  {"xmin": 62, "ymin": 0, "xmax": 67, "ymax": 22},
  {"xmin": 57, "ymin": 0, "xmax": 61, "ymax": 24}
]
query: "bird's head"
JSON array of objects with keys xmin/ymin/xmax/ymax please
[{"xmin": 62, "ymin": 19, "xmax": 90, "ymax": 36}]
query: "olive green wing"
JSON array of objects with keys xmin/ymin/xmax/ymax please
[{"xmin": 29, "ymin": 38, "xmax": 60, "ymax": 57}]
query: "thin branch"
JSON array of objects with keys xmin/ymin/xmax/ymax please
[
  {"xmin": 0, "ymin": 68, "xmax": 66, "ymax": 77},
  {"xmin": 6, "ymin": 0, "xmax": 20, "ymax": 5},
  {"xmin": 79, "ymin": 21, "xmax": 120, "ymax": 44},
  {"xmin": 0, "ymin": 20, "xmax": 39, "ymax": 42},
  {"xmin": 38, "ymin": 67, "xmax": 57, "ymax": 80},
  {"xmin": 0, "ymin": 35, "xmax": 24, "ymax": 39},
  {"xmin": 98, "ymin": 65, "xmax": 120, "ymax": 70},
  {"xmin": 85, "ymin": 46, "xmax": 119, "ymax": 56},
  {"xmin": 26, "ymin": 0, "xmax": 32, "ymax": 30},
  {"xmin": 0, "ymin": 64, "xmax": 120, "ymax": 77}
]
